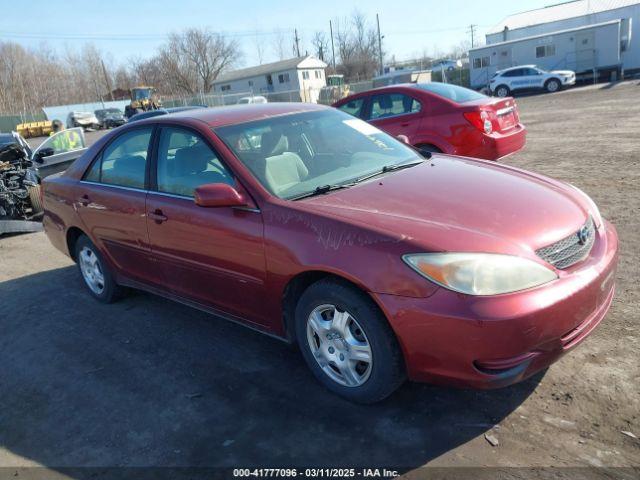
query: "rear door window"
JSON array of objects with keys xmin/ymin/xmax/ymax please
[
  {"xmin": 368, "ymin": 93, "xmax": 421, "ymax": 120},
  {"xmin": 84, "ymin": 127, "xmax": 153, "ymax": 189},
  {"xmin": 503, "ymin": 69, "xmax": 522, "ymax": 77}
]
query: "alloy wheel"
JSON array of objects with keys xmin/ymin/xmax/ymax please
[
  {"xmin": 79, "ymin": 246, "xmax": 105, "ymax": 295},
  {"xmin": 306, "ymin": 304, "xmax": 373, "ymax": 387}
]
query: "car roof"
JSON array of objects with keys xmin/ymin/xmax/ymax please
[
  {"xmin": 154, "ymin": 102, "xmax": 327, "ymax": 128},
  {"xmin": 128, "ymin": 109, "xmax": 168, "ymax": 121},
  {"xmin": 498, "ymin": 65, "xmax": 537, "ymax": 73}
]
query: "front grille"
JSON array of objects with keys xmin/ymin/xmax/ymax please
[{"xmin": 536, "ymin": 216, "xmax": 595, "ymax": 269}]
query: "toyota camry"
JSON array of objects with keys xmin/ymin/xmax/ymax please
[{"xmin": 42, "ymin": 103, "xmax": 618, "ymax": 403}]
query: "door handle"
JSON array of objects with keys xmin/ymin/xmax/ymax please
[
  {"xmin": 400, "ymin": 122, "xmax": 410, "ymax": 127},
  {"xmin": 78, "ymin": 194, "xmax": 90, "ymax": 206},
  {"xmin": 148, "ymin": 209, "xmax": 168, "ymax": 224}
]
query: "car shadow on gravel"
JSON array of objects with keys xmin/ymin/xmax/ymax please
[{"xmin": 0, "ymin": 266, "xmax": 543, "ymax": 473}]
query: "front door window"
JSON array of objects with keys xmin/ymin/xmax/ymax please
[{"xmin": 156, "ymin": 127, "xmax": 235, "ymax": 197}]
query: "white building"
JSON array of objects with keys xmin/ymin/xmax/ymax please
[
  {"xmin": 469, "ymin": 0, "xmax": 639, "ymax": 88},
  {"xmin": 212, "ymin": 56, "xmax": 328, "ymax": 102}
]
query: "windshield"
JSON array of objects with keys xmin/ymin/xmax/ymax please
[
  {"xmin": 414, "ymin": 82, "xmax": 487, "ymax": 103},
  {"xmin": 215, "ymin": 109, "xmax": 421, "ymax": 199},
  {"xmin": 133, "ymin": 89, "xmax": 152, "ymax": 100}
]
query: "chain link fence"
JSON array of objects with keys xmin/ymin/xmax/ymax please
[{"xmin": 162, "ymin": 80, "xmax": 376, "ymax": 109}]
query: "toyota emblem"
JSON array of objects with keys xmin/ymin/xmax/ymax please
[{"xmin": 578, "ymin": 225, "xmax": 591, "ymax": 245}]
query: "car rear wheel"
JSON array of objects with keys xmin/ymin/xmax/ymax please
[
  {"xmin": 495, "ymin": 85, "xmax": 510, "ymax": 98},
  {"xmin": 75, "ymin": 235, "xmax": 122, "ymax": 303},
  {"xmin": 295, "ymin": 279, "xmax": 405, "ymax": 403},
  {"xmin": 545, "ymin": 79, "xmax": 561, "ymax": 93}
]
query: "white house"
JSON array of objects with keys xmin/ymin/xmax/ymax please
[
  {"xmin": 470, "ymin": 0, "xmax": 639, "ymax": 88},
  {"xmin": 212, "ymin": 56, "xmax": 328, "ymax": 102}
]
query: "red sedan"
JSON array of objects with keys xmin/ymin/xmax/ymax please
[
  {"xmin": 333, "ymin": 83, "xmax": 526, "ymax": 160},
  {"xmin": 42, "ymin": 104, "xmax": 617, "ymax": 403}
]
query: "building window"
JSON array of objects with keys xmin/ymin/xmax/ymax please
[
  {"xmin": 315, "ymin": 70, "xmax": 322, "ymax": 79},
  {"xmin": 473, "ymin": 56, "xmax": 490, "ymax": 69},
  {"xmin": 536, "ymin": 44, "xmax": 556, "ymax": 58},
  {"xmin": 302, "ymin": 71, "xmax": 309, "ymax": 80},
  {"xmin": 220, "ymin": 84, "xmax": 231, "ymax": 91},
  {"xmin": 278, "ymin": 73, "xmax": 290, "ymax": 83}
]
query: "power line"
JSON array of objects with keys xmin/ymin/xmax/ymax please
[
  {"xmin": 0, "ymin": 23, "xmax": 492, "ymax": 42},
  {"xmin": 0, "ymin": 28, "xmax": 295, "ymax": 41}
]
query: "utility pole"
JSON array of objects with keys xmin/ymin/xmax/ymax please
[
  {"xmin": 294, "ymin": 29, "xmax": 301, "ymax": 57},
  {"xmin": 101, "ymin": 59, "xmax": 114, "ymax": 101},
  {"xmin": 376, "ymin": 13, "xmax": 384, "ymax": 76},
  {"xmin": 468, "ymin": 24, "xmax": 477, "ymax": 48},
  {"xmin": 329, "ymin": 20, "xmax": 336, "ymax": 70}
]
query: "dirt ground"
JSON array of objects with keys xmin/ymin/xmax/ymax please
[{"xmin": 2, "ymin": 82, "xmax": 639, "ymax": 477}]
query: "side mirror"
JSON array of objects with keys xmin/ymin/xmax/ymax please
[
  {"xmin": 34, "ymin": 147, "xmax": 55, "ymax": 163},
  {"xmin": 194, "ymin": 183, "xmax": 247, "ymax": 208},
  {"xmin": 397, "ymin": 134, "xmax": 410, "ymax": 145}
]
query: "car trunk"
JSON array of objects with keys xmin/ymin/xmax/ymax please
[{"xmin": 462, "ymin": 97, "xmax": 521, "ymax": 133}]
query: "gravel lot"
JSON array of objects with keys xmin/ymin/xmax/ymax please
[{"xmin": 2, "ymin": 82, "xmax": 639, "ymax": 476}]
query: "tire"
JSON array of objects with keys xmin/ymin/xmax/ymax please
[
  {"xmin": 28, "ymin": 185, "xmax": 43, "ymax": 214},
  {"xmin": 75, "ymin": 235, "xmax": 123, "ymax": 303},
  {"xmin": 545, "ymin": 78, "xmax": 561, "ymax": 93},
  {"xmin": 295, "ymin": 279, "xmax": 405, "ymax": 403},
  {"xmin": 495, "ymin": 85, "xmax": 510, "ymax": 98}
]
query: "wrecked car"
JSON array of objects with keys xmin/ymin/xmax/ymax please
[
  {"xmin": 95, "ymin": 108, "xmax": 126, "ymax": 129},
  {"xmin": 67, "ymin": 111, "xmax": 100, "ymax": 130},
  {"xmin": 0, "ymin": 129, "xmax": 86, "ymax": 234}
]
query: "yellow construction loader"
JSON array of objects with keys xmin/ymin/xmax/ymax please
[{"xmin": 124, "ymin": 86, "xmax": 162, "ymax": 118}]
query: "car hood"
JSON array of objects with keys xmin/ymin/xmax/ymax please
[{"xmin": 300, "ymin": 156, "xmax": 589, "ymax": 257}]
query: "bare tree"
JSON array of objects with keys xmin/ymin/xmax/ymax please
[
  {"xmin": 157, "ymin": 28, "xmax": 241, "ymax": 94},
  {"xmin": 332, "ymin": 11, "xmax": 379, "ymax": 82},
  {"xmin": 272, "ymin": 30, "xmax": 288, "ymax": 61},
  {"xmin": 0, "ymin": 28, "xmax": 242, "ymax": 114},
  {"xmin": 252, "ymin": 34, "xmax": 266, "ymax": 65},
  {"xmin": 311, "ymin": 31, "xmax": 329, "ymax": 61}
]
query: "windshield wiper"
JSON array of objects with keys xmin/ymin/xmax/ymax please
[
  {"xmin": 288, "ymin": 183, "xmax": 355, "ymax": 201},
  {"xmin": 354, "ymin": 160, "xmax": 424, "ymax": 184}
]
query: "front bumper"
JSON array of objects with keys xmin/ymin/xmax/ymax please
[
  {"xmin": 75, "ymin": 120, "xmax": 98, "ymax": 127},
  {"xmin": 373, "ymin": 220, "xmax": 618, "ymax": 389}
]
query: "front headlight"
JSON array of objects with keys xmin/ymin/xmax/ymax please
[{"xmin": 403, "ymin": 253, "xmax": 558, "ymax": 296}]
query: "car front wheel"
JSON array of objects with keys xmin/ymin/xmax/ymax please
[
  {"xmin": 495, "ymin": 85, "xmax": 510, "ymax": 97},
  {"xmin": 75, "ymin": 235, "xmax": 122, "ymax": 303},
  {"xmin": 295, "ymin": 279, "xmax": 405, "ymax": 403},
  {"xmin": 546, "ymin": 79, "xmax": 561, "ymax": 93}
]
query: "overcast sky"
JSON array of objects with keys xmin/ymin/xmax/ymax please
[{"xmin": 1, "ymin": 0, "xmax": 552, "ymax": 67}]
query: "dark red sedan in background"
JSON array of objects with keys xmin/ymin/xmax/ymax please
[
  {"xmin": 42, "ymin": 103, "xmax": 616, "ymax": 403},
  {"xmin": 333, "ymin": 83, "xmax": 526, "ymax": 160}
]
